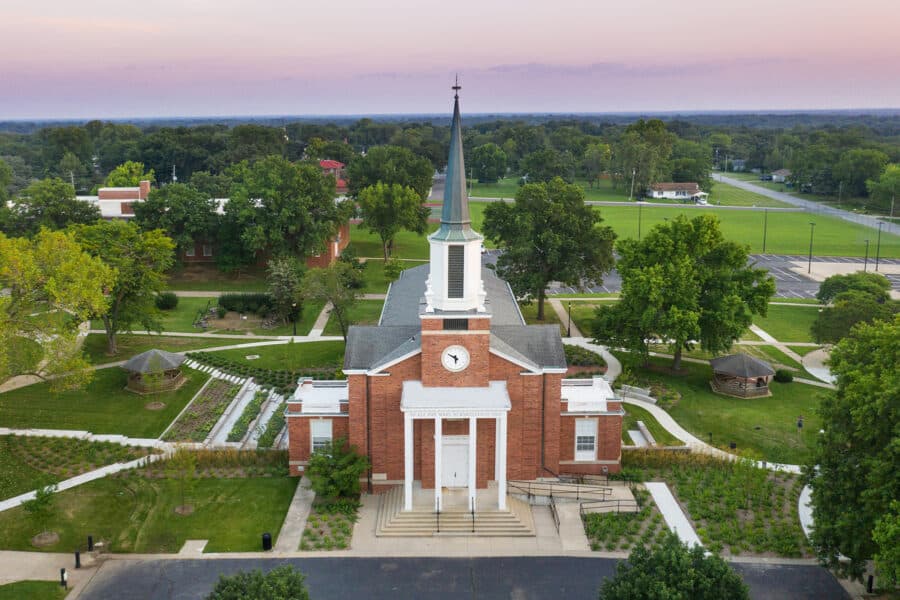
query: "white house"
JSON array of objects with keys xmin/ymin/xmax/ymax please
[
  {"xmin": 771, "ymin": 169, "xmax": 792, "ymax": 183},
  {"xmin": 647, "ymin": 182, "xmax": 708, "ymax": 204}
]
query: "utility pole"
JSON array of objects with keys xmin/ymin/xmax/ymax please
[
  {"xmin": 864, "ymin": 239, "xmax": 869, "ymax": 272},
  {"xmin": 762, "ymin": 208, "xmax": 768, "ymax": 253},
  {"xmin": 807, "ymin": 222, "xmax": 816, "ymax": 274},
  {"xmin": 172, "ymin": 164, "xmax": 177, "ymax": 183},
  {"xmin": 875, "ymin": 222, "xmax": 883, "ymax": 272},
  {"xmin": 629, "ymin": 167, "xmax": 636, "ymax": 202}
]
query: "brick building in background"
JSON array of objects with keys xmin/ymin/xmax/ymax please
[{"xmin": 286, "ymin": 89, "xmax": 623, "ymax": 513}]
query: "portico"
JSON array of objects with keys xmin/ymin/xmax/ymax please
[{"xmin": 400, "ymin": 380, "xmax": 510, "ymax": 512}]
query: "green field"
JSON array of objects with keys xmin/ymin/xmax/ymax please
[
  {"xmin": 358, "ymin": 259, "xmax": 421, "ymax": 293},
  {"xmin": 82, "ymin": 333, "xmax": 236, "ymax": 364},
  {"xmin": 753, "ymin": 305, "xmax": 819, "ymax": 343},
  {"xmin": 518, "ymin": 301, "xmax": 565, "ymax": 335},
  {"xmin": 0, "ymin": 367, "xmax": 209, "ymax": 438},
  {"xmin": 323, "ymin": 299, "xmax": 385, "ymax": 336},
  {"xmin": 0, "ymin": 474, "xmax": 298, "ymax": 553},
  {"xmin": 624, "ymin": 356, "xmax": 823, "ymax": 464},
  {"xmin": 165, "ymin": 264, "xmax": 268, "ymax": 292},
  {"xmin": 706, "ymin": 182, "xmax": 791, "ymax": 208},
  {"xmin": 209, "ymin": 341, "xmax": 345, "ymax": 371},
  {"xmin": 470, "ymin": 177, "xmax": 636, "ymax": 203},
  {"xmin": 0, "ymin": 581, "xmax": 68, "ymax": 600}
]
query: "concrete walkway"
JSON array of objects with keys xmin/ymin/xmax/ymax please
[
  {"xmin": 549, "ymin": 298, "xmax": 582, "ymax": 337},
  {"xmin": 307, "ymin": 302, "xmax": 333, "ymax": 338},
  {"xmin": 644, "ymin": 482, "xmax": 703, "ymax": 549},
  {"xmin": 801, "ymin": 347, "xmax": 836, "ymax": 385},
  {"xmin": 563, "ymin": 337, "xmax": 622, "ymax": 382},
  {"xmin": 274, "ymin": 478, "xmax": 315, "ymax": 552}
]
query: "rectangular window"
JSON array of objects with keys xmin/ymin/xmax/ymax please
[
  {"xmin": 575, "ymin": 419, "xmax": 597, "ymax": 461},
  {"xmin": 447, "ymin": 245, "xmax": 464, "ymax": 298},
  {"xmin": 443, "ymin": 319, "xmax": 469, "ymax": 330},
  {"xmin": 202, "ymin": 244, "xmax": 213, "ymax": 257},
  {"xmin": 185, "ymin": 246, "xmax": 196, "ymax": 257},
  {"xmin": 310, "ymin": 419, "xmax": 332, "ymax": 453}
]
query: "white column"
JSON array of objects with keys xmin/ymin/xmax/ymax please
[
  {"xmin": 497, "ymin": 413, "xmax": 507, "ymax": 510},
  {"xmin": 434, "ymin": 416, "xmax": 442, "ymax": 512},
  {"xmin": 468, "ymin": 417, "xmax": 477, "ymax": 511},
  {"xmin": 404, "ymin": 413, "xmax": 413, "ymax": 511}
]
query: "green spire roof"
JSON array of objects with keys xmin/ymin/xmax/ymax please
[{"xmin": 431, "ymin": 85, "xmax": 482, "ymax": 242}]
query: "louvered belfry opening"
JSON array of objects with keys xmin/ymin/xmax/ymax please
[{"xmin": 447, "ymin": 245, "xmax": 465, "ymax": 298}]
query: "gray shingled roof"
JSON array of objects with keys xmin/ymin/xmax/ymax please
[
  {"xmin": 709, "ymin": 353, "xmax": 775, "ymax": 378},
  {"xmin": 121, "ymin": 349, "xmax": 185, "ymax": 373},
  {"xmin": 344, "ymin": 264, "xmax": 565, "ymax": 372}
]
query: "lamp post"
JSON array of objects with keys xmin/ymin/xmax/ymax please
[
  {"xmin": 291, "ymin": 302, "xmax": 297, "ymax": 337},
  {"xmin": 864, "ymin": 239, "xmax": 870, "ymax": 272},
  {"xmin": 762, "ymin": 208, "xmax": 768, "ymax": 253},
  {"xmin": 567, "ymin": 301, "xmax": 572, "ymax": 338},
  {"xmin": 628, "ymin": 167, "xmax": 636, "ymax": 202},
  {"xmin": 875, "ymin": 222, "xmax": 884, "ymax": 272},
  {"xmin": 807, "ymin": 222, "xmax": 816, "ymax": 274}
]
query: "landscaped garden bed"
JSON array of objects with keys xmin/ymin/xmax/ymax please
[
  {"xmin": 0, "ymin": 436, "xmax": 158, "ymax": 501},
  {"xmin": 583, "ymin": 488, "xmax": 667, "ymax": 552},
  {"xmin": 619, "ymin": 450, "xmax": 809, "ymax": 558},
  {"xmin": 299, "ymin": 500, "xmax": 358, "ymax": 551},
  {"xmin": 162, "ymin": 379, "xmax": 241, "ymax": 442},
  {"xmin": 563, "ymin": 343, "xmax": 607, "ymax": 377},
  {"xmin": 256, "ymin": 404, "xmax": 286, "ymax": 449},
  {"xmin": 228, "ymin": 390, "xmax": 267, "ymax": 442}
]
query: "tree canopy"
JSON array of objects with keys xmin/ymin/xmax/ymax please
[
  {"xmin": 593, "ymin": 214, "xmax": 774, "ymax": 370},
  {"xmin": 2, "ymin": 178, "xmax": 100, "ymax": 236},
  {"xmin": 206, "ymin": 565, "xmax": 309, "ymax": 600},
  {"xmin": 598, "ymin": 532, "xmax": 749, "ymax": 600},
  {"xmin": 0, "ymin": 229, "xmax": 114, "ymax": 389},
  {"xmin": 105, "ymin": 160, "xmax": 155, "ymax": 187},
  {"xmin": 266, "ymin": 257, "xmax": 305, "ymax": 325},
  {"xmin": 302, "ymin": 262, "xmax": 362, "ymax": 340},
  {"xmin": 72, "ymin": 220, "xmax": 175, "ymax": 355},
  {"xmin": 357, "ymin": 182, "xmax": 429, "ymax": 260},
  {"xmin": 133, "ymin": 183, "xmax": 219, "ymax": 258},
  {"xmin": 470, "ymin": 143, "xmax": 508, "ymax": 183},
  {"xmin": 346, "ymin": 145, "xmax": 433, "ymax": 199},
  {"xmin": 483, "ymin": 177, "xmax": 616, "ymax": 320},
  {"xmin": 809, "ymin": 316, "xmax": 899, "ymax": 582}
]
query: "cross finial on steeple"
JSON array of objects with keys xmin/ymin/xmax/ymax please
[{"xmin": 452, "ymin": 74, "xmax": 461, "ymax": 98}]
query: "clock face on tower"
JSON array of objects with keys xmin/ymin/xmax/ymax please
[{"xmin": 441, "ymin": 345, "xmax": 470, "ymax": 372}]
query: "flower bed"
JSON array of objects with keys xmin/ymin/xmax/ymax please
[
  {"xmin": 227, "ymin": 391, "xmax": 266, "ymax": 443},
  {"xmin": 299, "ymin": 500, "xmax": 358, "ymax": 551},
  {"xmin": 130, "ymin": 449, "xmax": 289, "ymax": 479},
  {"xmin": 583, "ymin": 488, "xmax": 667, "ymax": 552},
  {"xmin": 187, "ymin": 352, "xmax": 344, "ymax": 397},
  {"xmin": 162, "ymin": 379, "xmax": 240, "ymax": 442},
  {"xmin": 256, "ymin": 405, "xmax": 286, "ymax": 449}
]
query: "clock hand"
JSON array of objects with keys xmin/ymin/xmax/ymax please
[{"xmin": 449, "ymin": 354, "xmax": 459, "ymax": 363}]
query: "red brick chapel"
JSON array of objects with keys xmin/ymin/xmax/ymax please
[{"xmin": 287, "ymin": 86, "xmax": 623, "ymax": 512}]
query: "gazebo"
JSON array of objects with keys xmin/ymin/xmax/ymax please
[
  {"xmin": 121, "ymin": 349, "xmax": 186, "ymax": 394},
  {"xmin": 709, "ymin": 353, "xmax": 775, "ymax": 398}
]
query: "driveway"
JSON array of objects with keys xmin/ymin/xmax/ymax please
[{"xmin": 76, "ymin": 556, "xmax": 848, "ymax": 600}]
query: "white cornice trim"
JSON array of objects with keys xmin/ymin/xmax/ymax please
[
  {"xmin": 368, "ymin": 348, "xmax": 422, "ymax": 375},
  {"xmin": 489, "ymin": 347, "xmax": 540, "ymax": 374},
  {"xmin": 420, "ymin": 330, "xmax": 490, "ymax": 336}
]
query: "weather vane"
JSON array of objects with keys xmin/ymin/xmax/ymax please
[{"xmin": 452, "ymin": 74, "xmax": 461, "ymax": 98}]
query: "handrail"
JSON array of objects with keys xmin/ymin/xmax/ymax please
[
  {"xmin": 507, "ymin": 479, "xmax": 613, "ymax": 503},
  {"xmin": 549, "ymin": 496, "xmax": 561, "ymax": 533},
  {"xmin": 579, "ymin": 499, "xmax": 640, "ymax": 520},
  {"xmin": 435, "ymin": 497, "xmax": 440, "ymax": 534}
]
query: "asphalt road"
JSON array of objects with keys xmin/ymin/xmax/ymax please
[
  {"xmin": 77, "ymin": 556, "xmax": 849, "ymax": 600},
  {"xmin": 482, "ymin": 251, "xmax": 900, "ymax": 298}
]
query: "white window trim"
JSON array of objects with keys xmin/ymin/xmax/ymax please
[
  {"xmin": 311, "ymin": 419, "xmax": 333, "ymax": 453},
  {"xmin": 185, "ymin": 246, "xmax": 196, "ymax": 257},
  {"xmin": 575, "ymin": 418, "xmax": 598, "ymax": 461},
  {"xmin": 202, "ymin": 244, "xmax": 213, "ymax": 257}
]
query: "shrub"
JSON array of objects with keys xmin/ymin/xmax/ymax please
[
  {"xmin": 306, "ymin": 438, "xmax": 369, "ymax": 504},
  {"xmin": 217, "ymin": 293, "xmax": 275, "ymax": 316},
  {"xmin": 155, "ymin": 291, "xmax": 179, "ymax": 310},
  {"xmin": 564, "ymin": 344, "xmax": 606, "ymax": 367},
  {"xmin": 774, "ymin": 369, "xmax": 793, "ymax": 383},
  {"xmin": 383, "ymin": 259, "xmax": 403, "ymax": 281},
  {"xmin": 207, "ymin": 565, "xmax": 309, "ymax": 600}
]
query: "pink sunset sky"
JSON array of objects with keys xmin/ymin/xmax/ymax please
[{"xmin": 1, "ymin": 0, "xmax": 899, "ymax": 119}]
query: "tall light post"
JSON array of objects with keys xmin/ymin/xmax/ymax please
[
  {"xmin": 875, "ymin": 222, "xmax": 884, "ymax": 272},
  {"xmin": 291, "ymin": 302, "xmax": 298, "ymax": 337},
  {"xmin": 863, "ymin": 239, "xmax": 870, "ymax": 272},
  {"xmin": 628, "ymin": 167, "xmax": 636, "ymax": 202},
  {"xmin": 762, "ymin": 208, "xmax": 769, "ymax": 253},
  {"xmin": 567, "ymin": 301, "xmax": 572, "ymax": 338},
  {"xmin": 807, "ymin": 222, "xmax": 816, "ymax": 274}
]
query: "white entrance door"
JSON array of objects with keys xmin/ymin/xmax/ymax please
[{"xmin": 442, "ymin": 436, "xmax": 469, "ymax": 488}]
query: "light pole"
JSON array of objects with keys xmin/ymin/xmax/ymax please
[
  {"xmin": 875, "ymin": 222, "xmax": 884, "ymax": 272},
  {"xmin": 628, "ymin": 167, "xmax": 636, "ymax": 202},
  {"xmin": 291, "ymin": 302, "xmax": 298, "ymax": 337},
  {"xmin": 762, "ymin": 208, "xmax": 768, "ymax": 253},
  {"xmin": 567, "ymin": 301, "xmax": 572, "ymax": 337},
  {"xmin": 864, "ymin": 239, "xmax": 870, "ymax": 272},
  {"xmin": 807, "ymin": 222, "xmax": 816, "ymax": 274}
]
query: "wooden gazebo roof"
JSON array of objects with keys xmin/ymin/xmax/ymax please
[
  {"xmin": 121, "ymin": 349, "xmax": 185, "ymax": 374},
  {"xmin": 709, "ymin": 353, "xmax": 774, "ymax": 378}
]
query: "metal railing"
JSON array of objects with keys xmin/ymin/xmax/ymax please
[
  {"xmin": 549, "ymin": 496, "xmax": 561, "ymax": 533},
  {"xmin": 507, "ymin": 479, "xmax": 613, "ymax": 503},
  {"xmin": 435, "ymin": 497, "xmax": 440, "ymax": 534},
  {"xmin": 579, "ymin": 499, "xmax": 640, "ymax": 520}
]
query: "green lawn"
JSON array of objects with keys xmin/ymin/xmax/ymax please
[
  {"xmin": 348, "ymin": 225, "xmax": 435, "ymax": 259},
  {"xmin": 165, "ymin": 264, "xmax": 268, "ymax": 292},
  {"xmin": 0, "ymin": 581, "xmax": 68, "ymax": 600},
  {"xmin": 323, "ymin": 299, "xmax": 385, "ymax": 336},
  {"xmin": 157, "ymin": 297, "xmax": 215, "ymax": 332},
  {"xmin": 621, "ymin": 403, "xmax": 681, "ymax": 446},
  {"xmin": 753, "ymin": 305, "xmax": 819, "ymax": 343},
  {"xmin": 358, "ymin": 259, "xmax": 421, "ymax": 294},
  {"xmin": 788, "ymin": 345, "xmax": 821, "ymax": 357},
  {"xmin": 518, "ymin": 301, "xmax": 565, "ymax": 335},
  {"xmin": 0, "ymin": 474, "xmax": 298, "ymax": 553},
  {"xmin": 626, "ymin": 357, "xmax": 823, "ymax": 464},
  {"xmin": 568, "ymin": 303, "xmax": 602, "ymax": 337},
  {"xmin": 209, "ymin": 341, "xmax": 345, "ymax": 371},
  {"xmin": 707, "ymin": 181, "xmax": 791, "ymax": 208},
  {"xmin": 0, "ymin": 367, "xmax": 209, "ymax": 438},
  {"xmin": 82, "ymin": 334, "xmax": 235, "ymax": 364}
]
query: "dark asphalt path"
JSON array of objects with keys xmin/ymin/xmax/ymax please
[{"xmin": 78, "ymin": 556, "xmax": 848, "ymax": 600}]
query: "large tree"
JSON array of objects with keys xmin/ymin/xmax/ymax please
[
  {"xmin": 105, "ymin": 160, "xmax": 155, "ymax": 187},
  {"xmin": 303, "ymin": 262, "xmax": 362, "ymax": 340},
  {"xmin": 520, "ymin": 148, "xmax": 572, "ymax": 183},
  {"xmin": 469, "ymin": 143, "xmax": 508, "ymax": 184},
  {"xmin": 833, "ymin": 148, "xmax": 889, "ymax": 197},
  {"xmin": 133, "ymin": 183, "xmax": 219, "ymax": 258},
  {"xmin": 593, "ymin": 214, "xmax": 775, "ymax": 370},
  {"xmin": 346, "ymin": 145, "xmax": 433, "ymax": 199},
  {"xmin": 866, "ymin": 163, "xmax": 899, "ymax": 215},
  {"xmin": 812, "ymin": 289, "xmax": 898, "ymax": 344},
  {"xmin": 357, "ymin": 182, "xmax": 429, "ymax": 260},
  {"xmin": 598, "ymin": 532, "xmax": 749, "ymax": 600},
  {"xmin": 0, "ymin": 157, "xmax": 12, "ymax": 202},
  {"xmin": 0, "ymin": 229, "xmax": 114, "ymax": 390},
  {"xmin": 808, "ymin": 316, "xmax": 899, "ymax": 582},
  {"xmin": 583, "ymin": 142, "xmax": 612, "ymax": 189},
  {"xmin": 72, "ymin": 221, "xmax": 175, "ymax": 355},
  {"xmin": 816, "ymin": 271, "xmax": 891, "ymax": 304},
  {"xmin": 3, "ymin": 178, "xmax": 100, "ymax": 236},
  {"xmin": 483, "ymin": 177, "xmax": 616, "ymax": 321},
  {"xmin": 222, "ymin": 156, "xmax": 349, "ymax": 267},
  {"xmin": 266, "ymin": 256, "xmax": 305, "ymax": 326}
]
